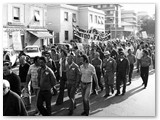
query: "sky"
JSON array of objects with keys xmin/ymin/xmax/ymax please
[{"xmin": 121, "ymin": 4, "xmax": 155, "ymax": 17}]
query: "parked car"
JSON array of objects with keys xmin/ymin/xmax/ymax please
[
  {"xmin": 24, "ymin": 45, "xmax": 42, "ymax": 63},
  {"xmin": 3, "ymin": 48, "xmax": 18, "ymax": 66}
]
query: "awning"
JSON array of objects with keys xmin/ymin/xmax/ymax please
[{"xmin": 28, "ymin": 31, "xmax": 53, "ymax": 39}]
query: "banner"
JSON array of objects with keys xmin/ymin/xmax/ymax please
[
  {"xmin": 73, "ymin": 25, "xmax": 111, "ymax": 41},
  {"xmin": 141, "ymin": 31, "xmax": 148, "ymax": 39},
  {"xmin": 12, "ymin": 31, "xmax": 22, "ymax": 51}
]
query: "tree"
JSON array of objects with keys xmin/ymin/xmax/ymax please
[{"xmin": 140, "ymin": 16, "xmax": 155, "ymax": 35}]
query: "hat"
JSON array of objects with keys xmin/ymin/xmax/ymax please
[
  {"xmin": 119, "ymin": 51, "xmax": 124, "ymax": 56},
  {"xmin": 3, "ymin": 60, "xmax": 11, "ymax": 64},
  {"xmin": 104, "ymin": 51, "xmax": 110, "ymax": 56},
  {"xmin": 3, "ymin": 60, "xmax": 12, "ymax": 67}
]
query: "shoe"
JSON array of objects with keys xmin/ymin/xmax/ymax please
[
  {"xmin": 74, "ymin": 105, "xmax": 76, "ymax": 109},
  {"xmin": 81, "ymin": 111, "xmax": 89, "ymax": 116},
  {"xmin": 111, "ymin": 88, "xmax": 114, "ymax": 94},
  {"xmin": 103, "ymin": 94, "xmax": 110, "ymax": 98},
  {"xmin": 81, "ymin": 111, "xmax": 87, "ymax": 115},
  {"xmin": 115, "ymin": 92, "xmax": 120, "ymax": 96},
  {"xmin": 100, "ymin": 87, "xmax": 104, "ymax": 92},
  {"xmin": 91, "ymin": 90, "xmax": 98, "ymax": 95},
  {"xmin": 121, "ymin": 92, "xmax": 125, "ymax": 96},
  {"xmin": 35, "ymin": 111, "xmax": 41, "ymax": 116},
  {"xmin": 68, "ymin": 111, "xmax": 73, "ymax": 116}
]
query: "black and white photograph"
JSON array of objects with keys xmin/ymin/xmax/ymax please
[{"xmin": 2, "ymin": 1, "xmax": 157, "ymax": 118}]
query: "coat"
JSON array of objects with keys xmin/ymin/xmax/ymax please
[
  {"xmin": 103, "ymin": 57, "xmax": 117, "ymax": 85},
  {"xmin": 3, "ymin": 90, "xmax": 28, "ymax": 116}
]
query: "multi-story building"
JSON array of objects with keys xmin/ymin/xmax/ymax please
[
  {"xmin": 121, "ymin": 10, "xmax": 137, "ymax": 25},
  {"xmin": 78, "ymin": 7, "xmax": 105, "ymax": 32},
  {"xmin": 3, "ymin": 3, "xmax": 53, "ymax": 50},
  {"xmin": 46, "ymin": 4, "xmax": 105, "ymax": 43},
  {"xmin": 121, "ymin": 10, "xmax": 138, "ymax": 38},
  {"xmin": 46, "ymin": 4, "xmax": 79, "ymax": 43},
  {"xmin": 91, "ymin": 4, "xmax": 123, "ymax": 39},
  {"xmin": 3, "ymin": 3, "xmax": 26, "ymax": 49}
]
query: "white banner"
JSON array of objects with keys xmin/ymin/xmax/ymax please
[
  {"xmin": 76, "ymin": 43, "xmax": 84, "ymax": 51},
  {"xmin": 12, "ymin": 31, "xmax": 22, "ymax": 50},
  {"xmin": 73, "ymin": 25, "xmax": 111, "ymax": 41},
  {"xmin": 142, "ymin": 31, "xmax": 148, "ymax": 39}
]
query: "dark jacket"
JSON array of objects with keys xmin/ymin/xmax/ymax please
[
  {"xmin": 19, "ymin": 63, "xmax": 30, "ymax": 83},
  {"xmin": 3, "ymin": 72, "xmax": 21, "ymax": 96},
  {"xmin": 66, "ymin": 62, "xmax": 81, "ymax": 86},
  {"xmin": 116, "ymin": 58, "xmax": 130, "ymax": 75},
  {"xmin": 3, "ymin": 90, "xmax": 28, "ymax": 116},
  {"xmin": 37, "ymin": 66, "xmax": 57, "ymax": 91}
]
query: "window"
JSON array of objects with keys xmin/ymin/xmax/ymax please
[
  {"xmin": 64, "ymin": 12, "xmax": 68, "ymax": 21},
  {"xmin": 13, "ymin": 7, "xmax": 20, "ymax": 21},
  {"xmin": 101, "ymin": 17, "xmax": 104, "ymax": 24},
  {"xmin": 95, "ymin": 15, "xmax": 97, "ymax": 23},
  {"xmin": 110, "ymin": 11, "xmax": 114, "ymax": 14},
  {"xmin": 65, "ymin": 31, "xmax": 69, "ymax": 41},
  {"xmin": 106, "ymin": 11, "xmax": 110, "ymax": 15},
  {"xmin": 102, "ymin": 5, "xmax": 107, "ymax": 8},
  {"xmin": 110, "ymin": 4, "xmax": 114, "ymax": 7},
  {"xmin": 90, "ymin": 14, "xmax": 93, "ymax": 23},
  {"xmin": 34, "ymin": 10, "xmax": 40, "ymax": 22},
  {"xmin": 97, "ymin": 5, "xmax": 101, "ymax": 8},
  {"xmin": 98, "ymin": 16, "xmax": 101, "ymax": 24},
  {"xmin": 72, "ymin": 13, "xmax": 76, "ymax": 23}
]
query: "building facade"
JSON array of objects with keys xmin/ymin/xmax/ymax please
[
  {"xmin": 91, "ymin": 4, "xmax": 123, "ymax": 39},
  {"xmin": 3, "ymin": 3, "xmax": 53, "ymax": 50},
  {"xmin": 78, "ymin": 7, "xmax": 105, "ymax": 32},
  {"xmin": 47, "ymin": 4, "xmax": 79, "ymax": 43},
  {"xmin": 121, "ymin": 10, "xmax": 138, "ymax": 38}
]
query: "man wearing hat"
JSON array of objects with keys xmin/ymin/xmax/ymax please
[
  {"xmin": 103, "ymin": 51, "xmax": 116, "ymax": 97},
  {"xmin": 116, "ymin": 51, "xmax": 130, "ymax": 96}
]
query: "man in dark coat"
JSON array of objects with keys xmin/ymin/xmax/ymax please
[
  {"xmin": 115, "ymin": 52, "xmax": 130, "ymax": 96},
  {"xmin": 3, "ymin": 79, "xmax": 28, "ymax": 116}
]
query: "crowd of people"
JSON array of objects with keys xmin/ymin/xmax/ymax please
[{"xmin": 3, "ymin": 38, "xmax": 155, "ymax": 116}]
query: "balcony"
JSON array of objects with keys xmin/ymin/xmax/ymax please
[
  {"xmin": 105, "ymin": 14, "xmax": 115, "ymax": 17},
  {"xmin": 105, "ymin": 20, "xmax": 115, "ymax": 24},
  {"xmin": 121, "ymin": 15, "xmax": 137, "ymax": 19}
]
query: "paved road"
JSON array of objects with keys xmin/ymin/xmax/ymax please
[{"xmin": 26, "ymin": 68, "xmax": 155, "ymax": 116}]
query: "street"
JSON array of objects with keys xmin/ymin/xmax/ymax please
[{"xmin": 23, "ymin": 67, "xmax": 155, "ymax": 116}]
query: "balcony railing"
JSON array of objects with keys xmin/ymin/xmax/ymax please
[{"xmin": 105, "ymin": 14, "xmax": 115, "ymax": 17}]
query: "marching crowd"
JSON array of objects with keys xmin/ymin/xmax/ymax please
[{"xmin": 3, "ymin": 38, "xmax": 155, "ymax": 116}]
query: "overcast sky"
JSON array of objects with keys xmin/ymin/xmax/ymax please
[{"xmin": 121, "ymin": 4, "xmax": 155, "ymax": 16}]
